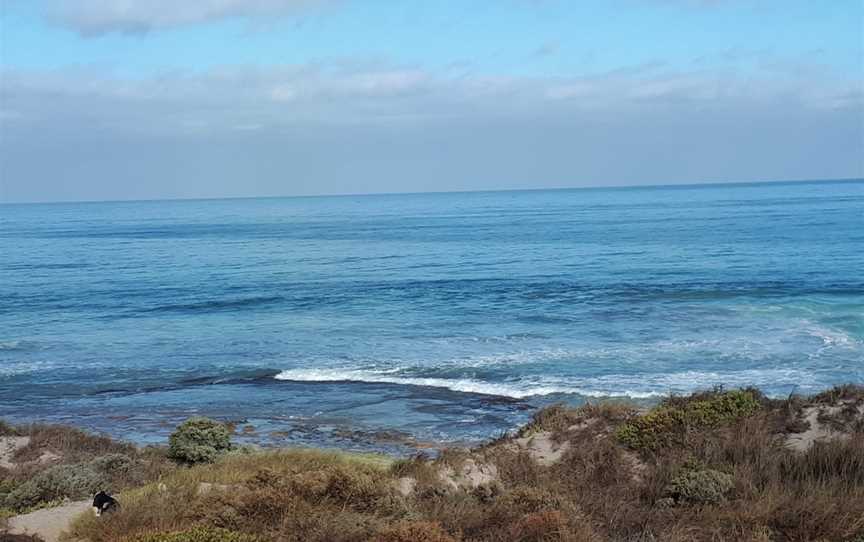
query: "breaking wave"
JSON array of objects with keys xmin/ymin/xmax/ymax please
[{"xmin": 273, "ymin": 367, "xmax": 816, "ymax": 399}]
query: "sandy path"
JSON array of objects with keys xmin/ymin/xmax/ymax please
[{"xmin": 6, "ymin": 501, "xmax": 91, "ymax": 542}]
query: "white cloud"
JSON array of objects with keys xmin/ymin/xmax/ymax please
[
  {"xmin": 47, "ymin": 0, "xmax": 330, "ymax": 35},
  {"xmin": 3, "ymin": 60, "xmax": 859, "ymax": 131},
  {"xmin": 1, "ymin": 59, "xmax": 860, "ymax": 202},
  {"xmin": 339, "ymin": 70, "xmax": 429, "ymax": 96}
]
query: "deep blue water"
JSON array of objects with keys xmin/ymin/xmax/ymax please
[{"xmin": 1, "ymin": 180, "xmax": 863, "ymax": 452}]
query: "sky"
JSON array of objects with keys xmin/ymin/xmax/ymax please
[{"xmin": 0, "ymin": 0, "xmax": 862, "ymax": 202}]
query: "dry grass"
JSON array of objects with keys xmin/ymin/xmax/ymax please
[
  {"xmin": 0, "ymin": 423, "xmax": 175, "ymax": 516},
  {"xmin": 13, "ymin": 423, "xmax": 135, "ymax": 464},
  {"xmin": 7, "ymin": 385, "xmax": 864, "ymax": 542},
  {"xmin": 809, "ymin": 384, "xmax": 864, "ymax": 404},
  {"xmin": 0, "ymin": 534, "xmax": 45, "ymax": 542},
  {"xmin": 371, "ymin": 521, "xmax": 458, "ymax": 542},
  {"xmin": 518, "ymin": 403, "xmax": 585, "ymax": 437},
  {"xmin": 65, "ymin": 449, "xmax": 399, "ymax": 542}
]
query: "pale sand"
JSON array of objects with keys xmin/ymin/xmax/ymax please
[
  {"xmin": 785, "ymin": 402, "xmax": 863, "ymax": 452},
  {"xmin": 6, "ymin": 500, "xmax": 91, "ymax": 542}
]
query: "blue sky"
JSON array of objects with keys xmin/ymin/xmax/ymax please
[{"xmin": 1, "ymin": 0, "xmax": 862, "ymax": 202}]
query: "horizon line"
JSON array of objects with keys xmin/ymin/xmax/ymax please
[{"xmin": 2, "ymin": 176, "xmax": 862, "ymax": 206}]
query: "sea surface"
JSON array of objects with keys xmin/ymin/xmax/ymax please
[{"xmin": 1, "ymin": 180, "xmax": 862, "ymax": 452}]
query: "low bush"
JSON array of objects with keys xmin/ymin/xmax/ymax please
[
  {"xmin": 3, "ymin": 462, "xmax": 106, "ymax": 511},
  {"xmin": 168, "ymin": 418, "xmax": 233, "ymax": 465},
  {"xmin": 664, "ymin": 468, "xmax": 734, "ymax": 505},
  {"xmin": 0, "ymin": 478, "xmax": 18, "ymax": 500},
  {"xmin": 2, "ymin": 453, "xmax": 142, "ymax": 512},
  {"xmin": 616, "ymin": 389, "xmax": 761, "ymax": 450},
  {"xmin": 128, "ymin": 527, "xmax": 264, "ymax": 542},
  {"xmin": 90, "ymin": 453, "xmax": 135, "ymax": 476},
  {"xmin": 2, "ymin": 481, "xmax": 44, "ymax": 513}
]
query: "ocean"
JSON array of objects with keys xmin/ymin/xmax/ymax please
[{"xmin": 1, "ymin": 180, "xmax": 862, "ymax": 452}]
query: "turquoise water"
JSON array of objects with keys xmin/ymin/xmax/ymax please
[{"xmin": 1, "ymin": 180, "xmax": 862, "ymax": 451}]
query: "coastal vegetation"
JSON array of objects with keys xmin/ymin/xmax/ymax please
[
  {"xmin": 0, "ymin": 424, "xmax": 173, "ymax": 516},
  {"xmin": 168, "ymin": 418, "xmax": 235, "ymax": 465},
  {"xmin": 614, "ymin": 388, "xmax": 761, "ymax": 450},
  {"xmin": 1, "ymin": 385, "xmax": 862, "ymax": 541}
]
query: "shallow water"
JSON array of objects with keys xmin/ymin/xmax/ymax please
[{"xmin": 1, "ymin": 180, "xmax": 862, "ymax": 452}]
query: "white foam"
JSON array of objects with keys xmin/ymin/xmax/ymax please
[
  {"xmin": 275, "ymin": 368, "xmax": 569, "ymax": 398},
  {"xmin": 802, "ymin": 322, "xmax": 858, "ymax": 348},
  {"xmin": 273, "ymin": 365, "xmax": 830, "ymax": 400},
  {"xmin": 276, "ymin": 369, "xmax": 666, "ymax": 399},
  {"xmin": 414, "ymin": 348, "xmax": 575, "ymax": 369},
  {"xmin": 0, "ymin": 360, "xmax": 57, "ymax": 377},
  {"xmin": 576, "ymin": 369, "xmax": 818, "ymax": 396}
]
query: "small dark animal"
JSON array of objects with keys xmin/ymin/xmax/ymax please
[{"xmin": 92, "ymin": 491, "xmax": 119, "ymax": 516}]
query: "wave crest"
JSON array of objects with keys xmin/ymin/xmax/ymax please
[{"xmin": 273, "ymin": 368, "xmax": 664, "ymax": 399}]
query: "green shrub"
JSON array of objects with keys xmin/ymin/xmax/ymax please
[
  {"xmin": 664, "ymin": 468, "xmax": 734, "ymax": 505},
  {"xmin": 90, "ymin": 453, "xmax": 137, "ymax": 478},
  {"xmin": 3, "ymin": 462, "xmax": 107, "ymax": 511},
  {"xmin": 1, "ymin": 453, "xmax": 138, "ymax": 511},
  {"xmin": 168, "ymin": 418, "xmax": 233, "ymax": 464},
  {"xmin": 129, "ymin": 527, "xmax": 263, "ymax": 542},
  {"xmin": 0, "ymin": 477, "xmax": 19, "ymax": 497},
  {"xmin": 2, "ymin": 479, "xmax": 40, "ymax": 512},
  {"xmin": 616, "ymin": 389, "xmax": 761, "ymax": 449}
]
